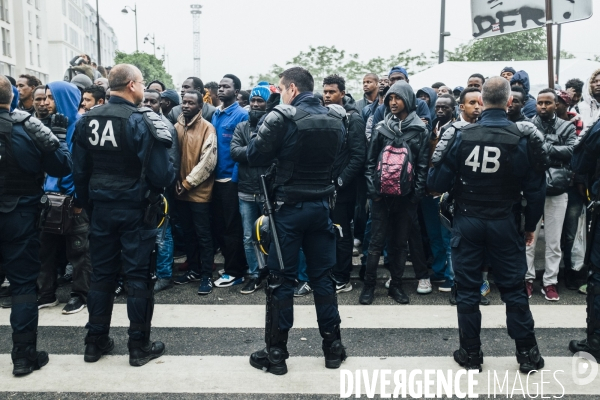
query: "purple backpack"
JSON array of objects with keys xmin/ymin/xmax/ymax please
[{"xmin": 374, "ymin": 125, "xmax": 418, "ymax": 197}]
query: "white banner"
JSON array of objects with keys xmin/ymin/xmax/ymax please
[{"xmin": 471, "ymin": 0, "xmax": 593, "ymax": 39}]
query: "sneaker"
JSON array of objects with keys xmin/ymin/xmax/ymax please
[
  {"xmin": 352, "ymin": 247, "xmax": 359, "ymax": 256},
  {"xmin": 384, "ymin": 277, "xmax": 391, "ymax": 289},
  {"xmin": 214, "ymin": 274, "xmax": 244, "ymax": 288},
  {"xmin": 1, "ymin": 296, "xmax": 11, "ymax": 308},
  {"xmin": 336, "ymin": 282, "xmax": 353, "ymax": 293},
  {"xmin": 438, "ymin": 280, "xmax": 453, "ymax": 292},
  {"xmin": 417, "ymin": 278, "xmax": 432, "ymax": 294},
  {"xmin": 579, "ymin": 284, "xmax": 587, "ymax": 295},
  {"xmin": 114, "ymin": 280, "xmax": 125, "ymax": 298},
  {"xmin": 240, "ymin": 278, "xmax": 262, "ymax": 294},
  {"xmin": 0, "ymin": 285, "xmax": 9, "ymax": 297},
  {"xmin": 353, "ymin": 239, "xmax": 361, "ymax": 247},
  {"xmin": 62, "ymin": 296, "xmax": 86, "ymax": 314},
  {"xmin": 526, "ymin": 281, "xmax": 533, "ymax": 299},
  {"xmin": 480, "ymin": 294, "xmax": 490, "ymax": 306},
  {"xmin": 173, "ymin": 250, "xmax": 187, "ymax": 261},
  {"xmin": 38, "ymin": 297, "xmax": 59, "ymax": 309},
  {"xmin": 480, "ymin": 280, "xmax": 491, "ymax": 297},
  {"xmin": 541, "ymin": 285, "xmax": 559, "ymax": 301},
  {"xmin": 56, "ymin": 273, "xmax": 73, "ymax": 286},
  {"xmin": 174, "ymin": 271, "xmax": 201, "ymax": 285},
  {"xmin": 197, "ymin": 277, "xmax": 213, "ymax": 295},
  {"xmin": 294, "ymin": 281, "xmax": 312, "ymax": 297},
  {"xmin": 359, "ymin": 285, "xmax": 375, "ymax": 305},
  {"xmin": 218, "ymin": 268, "xmax": 225, "ymax": 276},
  {"xmin": 154, "ymin": 278, "xmax": 173, "ymax": 293}
]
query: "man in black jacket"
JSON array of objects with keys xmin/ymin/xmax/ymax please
[
  {"xmin": 166, "ymin": 77, "xmax": 216, "ymax": 124},
  {"xmin": 322, "ymin": 75, "xmax": 366, "ymax": 293},
  {"xmin": 360, "ymin": 81, "xmax": 431, "ymax": 305},
  {"xmin": 230, "ymin": 84, "xmax": 271, "ymax": 294}
]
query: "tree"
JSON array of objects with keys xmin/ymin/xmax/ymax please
[
  {"xmin": 559, "ymin": 50, "xmax": 575, "ymax": 60},
  {"xmin": 113, "ymin": 51, "xmax": 174, "ymax": 89},
  {"xmin": 446, "ymin": 28, "xmax": 547, "ymax": 62}
]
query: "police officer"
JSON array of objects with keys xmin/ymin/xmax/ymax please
[
  {"xmin": 570, "ymin": 117, "xmax": 600, "ymax": 361},
  {"xmin": 246, "ymin": 67, "xmax": 346, "ymax": 375},
  {"xmin": 72, "ymin": 64, "xmax": 175, "ymax": 366},
  {"xmin": 0, "ymin": 75, "xmax": 72, "ymax": 376},
  {"xmin": 428, "ymin": 76, "xmax": 548, "ymax": 372}
]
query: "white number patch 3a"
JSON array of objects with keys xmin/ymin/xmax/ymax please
[
  {"xmin": 88, "ymin": 120, "xmax": 118, "ymax": 147},
  {"xmin": 465, "ymin": 145, "xmax": 500, "ymax": 173}
]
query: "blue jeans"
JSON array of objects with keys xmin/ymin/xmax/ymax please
[
  {"xmin": 421, "ymin": 196, "xmax": 454, "ymax": 283},
  {"xmin": 239, "ymin": 198, "xmax": 264, "ymax": 279},
  {"xmin": 156, "ymin": 223, "xmax": 173, "ymax": 279},
  {"xmin": 298, "ymin": 248, "xmax": 308, "ymax": 282}
]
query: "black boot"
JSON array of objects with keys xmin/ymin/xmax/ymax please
[
  {"xmin": 128, "ymin": 338, "xmax": 165, "ymax": 367},
  {"xmin": 249, "ymin": 332, "xmax": 289, "ymax": 375},
  {"xmin": 516, "ymin": 338, "xmax": 545, "ymax": 373},
  {"xmin": 565, "ymin": 267, "xmax": 578, "ymax": 290},
  {"xmin": 11, "ymin": 332, "xmax": 49, "ymax": 376},
  {"xmin": 84, "ymin": 333, "xmax": 114, "ymax": 362},
  {"xmin": 453, "ymin": 336, "xmax": 483, "ymax": 372},
  {"xmin": 321, "ymin": 325, "xmax": 347, "ymax": 369},
  {"xmin": 569, "ymin": 334, "xmax": 600, "ymax": 360},
  {"xmin": 449, "ymin": 284, "xmax": 457, "ymax": 305},
  {"xmin": 388, "ymin": 285, "xmax": 409, "ymax": 304},
  {"xmin": 359, "ymin": 285, "xmax": 375, "ymax": 305}
]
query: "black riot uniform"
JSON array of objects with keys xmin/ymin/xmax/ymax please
[
  {"xmin": 246, "ymin": 91, "xmax": 347, "ymax": 375},
  {"xmin": 0, "ymin": 109, "xmax": 72, "ymax": 376},
  {"xmin": 72, "ymin": 95, "xmax": 175, "ymax": 366},
  {"xmin": 428, "ymin": 107, "xmax": 548, "ymax": 373},
  {"xmin": 570, "ymin": 118, "xmax": 600, "ymax": 361}
]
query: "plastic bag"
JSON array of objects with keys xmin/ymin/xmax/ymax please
[{"xmin": 571, "ymin": 205, "xmax": 587, "ymax": 272}]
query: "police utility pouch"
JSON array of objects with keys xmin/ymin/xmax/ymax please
[{"xmin": 40, "ymin": 192, "xmax": 73, "ymax": 235}]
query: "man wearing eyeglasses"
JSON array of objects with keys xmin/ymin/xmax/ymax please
[{"xmin": 72, "ymin": 64, "xmax": 175, "ymax": 367}]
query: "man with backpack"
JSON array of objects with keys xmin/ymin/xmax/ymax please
[
  {"xmin": 322, "ymin": 74, "xmax": 366, "ymax": 294},
  {"xmin": 360, "ymin": 81, "xmax": 431, "ymax": 305}
]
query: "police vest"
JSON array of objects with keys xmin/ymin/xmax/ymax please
[
  {"xmin": 454, "ymin": 123, "xmax": 523, "ymax": 213},
  {"xmin": 274, "ymin": 108, "xmax": 342, "ymax": 202},
  {"xmin": 0, "ymin": 115, "xmax": 43, "ymax": 197},
  {"xmin": 83, "ymin": 103, "xmax": 142, "ymax": 191}
]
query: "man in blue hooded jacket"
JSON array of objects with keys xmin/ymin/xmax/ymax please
[
  {"xmin": 511, "ymin": 70, "xmax": 537, "ymax": 118},
  {"xmin": 37, "ymin": 81, "xmax": 92, "ymax": 315}
]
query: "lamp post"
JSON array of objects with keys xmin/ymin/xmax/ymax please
[
  {"xmin": 144, "ymin": 33, "xmax": 156, "ymax": 56},
  {"xmin": 438, "ymin": 0, "xmax": 451, "ymax": 64},
  {"xmin": 95, "ymin": 0, "xmax": 101, "ymax": 66},
  {"xmin": 121, "ymin": 3, "xmax": 138, "ymax": 52}
]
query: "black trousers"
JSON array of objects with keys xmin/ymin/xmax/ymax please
[
  {"xmin": 86, "ymin": 206, "xmax": 156, "ymax": 340},
  {"xmin": 332, "ymin": 200, "xmax": 356, "ymax": 284},
  {"xmin": 365, "ymin": 197, "xmax": 429, "ymax": 287},
  {"xmin": 38, "ymin": 210, "xmax": 92, "ymax": 301},
  {"xmin": 353, "ymin": 176, "xmax": 368, "ymax": 243},
  {"xmin": 0, "ymin": 207, "xmax": 40, "ymax": 335},
  {"xmin": 176, "ymin": 200, "xmax": 214, "ymax": 278},
  {"xmin": 452, "ymin": 213, "xmax": 535, "ymax": 342},
  {"xmin": 211, "ymin": 181, "xmax": 247, "ymax": 278}
]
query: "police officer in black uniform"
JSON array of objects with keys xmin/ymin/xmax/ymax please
[
  {"xmin": 570, "ymin": 116, "xmax": 600, "ymax": 360},
  {"xmin": 428, "ymin": 76, "xmax": 548, "ymax": 372},
  {"xmin": 246, "ymin": 67, "xmax": 346, "ymax": 375},
  {"xmin": 72, "ymin": 64, "xmax": 175, "ymax": 366},
  {"xmin": 0, "ymin": 75, "xmax": 72, "ymax": 376}
]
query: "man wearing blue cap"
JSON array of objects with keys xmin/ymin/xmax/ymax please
[
  {"xmin": 160, "ymin": 89, "xmax": 180, "ymax": 118},
  {"xmin": 230, "ymin": 84, "xmax": 272, "ymax": 294}
]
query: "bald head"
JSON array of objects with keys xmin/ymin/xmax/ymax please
[
  {"xmin": 481, "ymin": 76, "xmax": 511, "ymax": 109},
  {"xmin": 108, "ymin": 64, "xmax": 141, "ymax": 91},
  {"xmin": 0, "ymin": 75, "xmax": 13, "ymax": 107},
  {"xmin": 95, "ymin": 77, "xmax": 109, "ymax": 91}
]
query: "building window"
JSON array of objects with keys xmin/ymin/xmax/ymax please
[
  {"xmin": 35, "ymin": 0, "xmax": 40, "ymax": 10},
  {"xmin": 37, "ymin": 43, "xmax": 41, "ymax": 67},
  {"xmin": 36, "ymin": 15, "xmax": 40, "ymax": 38},
  {"xmin": 63, "ymin": 24, "xmax": 67, "ymax": 41},
  {"xmin": 28, "ymin": 11, "xmax": 31, "ymax": 34},
  {"xmin": 29, "ymin": 40, "xmax": 33, "ymax": 64},
  {"xmin": 62, "ymin": 0, "xmax": 66, "ymax": 16},
  {"xmin": 2, "ymin": 28, "xmax": 11, "ymax": 57},
  {"xmin": 0, "ymin": 0, "xmax": 8, "ymax": 23}
]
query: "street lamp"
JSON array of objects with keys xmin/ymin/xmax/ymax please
[
  {"xmin": 144, "ymin": 33, "xmax": 156, "ymax": 56},
  {"xmin": 121, "ymin": 3, "xmax": 138, "ymax": 52},
  {"xmin": 438, "ymin": 0, "xmax": 451, "ymax": 64}
]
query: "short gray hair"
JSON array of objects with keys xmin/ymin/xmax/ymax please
[
  {"xmin": 0, "ymin": 75, "xmax": 12, "ymax": 105},
  {"xmin": 108, "ymin": 64, "xmax": 140, "ymax": 91},
  {"xmin": 481, "ymin": 76, "xmax": 510, "ymax": 108}
]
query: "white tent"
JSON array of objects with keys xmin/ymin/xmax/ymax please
[{"xmin": 409, "ymin": 59, "xmax": 600, "ymax": 96}]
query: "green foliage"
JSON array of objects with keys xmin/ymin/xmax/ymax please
[
  {"xmin": 250, "ymin": 46, "xmax": 436, "ymax": 94},
  {"xmin": 593, "ymin": 55, "xmax": 600, "ymax": 62},
  {"xmin": 113, "ymin": 51, "xmax": 174, "ymax": 89},
  {"xmin": 559, "ymin": 50, "xmax": 575, "ymax": 60},
  {"xmin": 446, "ymin": 28, "xmax": 547, "ymax": 62}
]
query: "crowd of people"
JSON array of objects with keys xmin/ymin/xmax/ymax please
[{"xmin": 1, "ymin": 56, "xmax": 599, "ymax": 316}]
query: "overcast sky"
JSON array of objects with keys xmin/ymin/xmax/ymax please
[{"xmin": 95, "ymin": 0, "xmax": 600, "ymax": 90}]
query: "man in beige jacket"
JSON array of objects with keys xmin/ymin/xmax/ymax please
[{"xmin": 173, "ymin": 89, "xmax": 218, "ymax": 295}]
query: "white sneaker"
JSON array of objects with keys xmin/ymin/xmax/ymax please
[
  {"xmin": 384, "ymin": 278, "xmax": 391, "ymax": 289},
  {"xmin": 213, "ymin": 274, "xmax": 244, "ymax": 288},
  {"xmin": 417, "ymin": 278, "xmax": 432, "ymax": 294},
  {"xmin": 336, "ymin": 282, "xmax": 353, "ymax": 293},
  {"xmin": 353, "ymin": 239, "xmax": 361, "ymax": 247},
  {"xmin": 218, "ymin": 268, "xmax": 225, "ymax": 276},
  {"xmin": 352, "ymin": 247, "xmax": 359, "ymax": 256}
]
